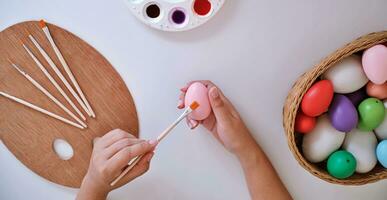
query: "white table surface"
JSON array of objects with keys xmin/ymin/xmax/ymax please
[{"xmin": 1, "ymin": 0, "xmax": 387, "ymax": 199}]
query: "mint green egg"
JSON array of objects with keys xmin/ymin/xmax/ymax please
[{"xmin": 358, "ymin": 98, "xmax": 385, "ymax": 131}]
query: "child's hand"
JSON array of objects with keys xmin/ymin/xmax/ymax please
[
  {"xmin": 77, "ymin": 129, "xmax": 157, "ymax": 200},
  {"xmin": 178, "ymin": 81, "xmax": 258, "ymax": 158}
]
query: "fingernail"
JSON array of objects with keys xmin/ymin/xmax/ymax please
[
  {"xmin": 210, "ymin": 87, "xmax": 219, "ymax": 99},
  {"xmin": 189, "ymin": 119, "xmax": 197, "ymax": 130},
  {"xmin": 148, "ymin": 139, "xmax": 158, "ymax": 146}
]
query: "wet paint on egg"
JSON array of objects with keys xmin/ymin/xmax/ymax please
[
  {"xmin": 184, "ymin": 82, "xmax": 211, "ymax": 120},
  {"xmin": 376, "ymin": 140, "xmax": 387, "ymax": 168},
  {"xmin": 329, "ymin": 94, "xmax": 358, "ymax": 132},
  {"xmin": 366, "ymin": 82, "xmax": 387, "ymax": 99},
  {"xmin": 295, "ymin": 111, "xmax": 316, "ymax": 134},
  {"xmin": 358, "ymin": 98, "xmax": 385, "ymax": 131},
  {"xmin": 345, "ymin": 87, "xmax": 368, "ymax": 107},
  {"xmin": 322, "ymin": 55, "xmax": 369, "ymax": 93},
  {"xmin": 343, "ymin": 129, "xmax": 377, "ymax": 173},
  {"xmin": 302, "ymin": 115, "xmax": 345, "ymax": 163},
  {"xmin": 375, "ymin": 112, "xmax": 387, "ymax": 140},
  {"xmin": 362, "ymin": 44, "xmax": 387, "ymax": 85},
  {"xmin": 301, "ymin": 80, "xmax": 334, "ymax": 117}
]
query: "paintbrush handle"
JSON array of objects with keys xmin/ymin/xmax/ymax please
[
  {"xmin": 157, "ymin": 112, "xmax": 187, "ymax": 142},
  {"xmin": 0, "ymin": 91, "xmax": 83, "ymax": 129},
  {"xmin": 110, "ymin": 154, "xmax": 143, "ymax": 186},
  {"xmin": 110, "ymin": 108, "xmax": 192, "ymax": 186}
]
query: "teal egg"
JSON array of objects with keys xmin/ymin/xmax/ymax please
[{"xmin": 327, "ymin": 150, "xmax": 356, "ymax": 179}]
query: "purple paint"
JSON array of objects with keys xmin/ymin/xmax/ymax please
[
  {"xmin": 171, "ymin": 9, "xmax": 186, "ymax": 24},
  {"xmin": 329, "ymin": 94, "xmax": 358, "ymax": 132}
]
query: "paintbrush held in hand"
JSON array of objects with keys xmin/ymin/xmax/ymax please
[{"xmin": 110, "ymin": 101, "xmax": 200, "ymax": 186}]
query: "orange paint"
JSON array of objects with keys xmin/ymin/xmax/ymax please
[{"xmin": 39, "ymin": 20, "xmax": 47, "ymax": 28}]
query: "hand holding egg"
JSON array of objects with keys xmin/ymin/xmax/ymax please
[{"xmin": 178, "ymin": 81, "xmax": 258, "ymax": 156}]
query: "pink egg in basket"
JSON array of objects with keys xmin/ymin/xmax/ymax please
[{"xmin": 362, "ymin": 44, "xmax": 387, "ymax": 84}]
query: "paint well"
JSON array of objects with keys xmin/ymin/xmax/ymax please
[
  {"xmin": 171, "ymin": 9, "xmax": 186, "ymax": 24},
  {"xmin": 146, "ymin": 4, "xmax": 161, "ymax": 18},
  {"xmin": 193, "ymin": 0, "xmax": 212, "ymax": 16}
]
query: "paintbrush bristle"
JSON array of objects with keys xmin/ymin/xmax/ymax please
[
  {"xmin": 189, "ymin": 101, "xmax": 200, "ymax": 110},
  {"xmin": 39, "ymin": 20, "xmax": 47, "ymax": 28}
]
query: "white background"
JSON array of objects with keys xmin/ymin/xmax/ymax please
[{"xmin": 1, "ymin": 0, "xmax": 387, "ymax": 199}]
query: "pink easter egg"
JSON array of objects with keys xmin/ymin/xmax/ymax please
[
  {"xmin": 184, "ymin": 82, "xmax": 212, "ymax": 120},
  {"xmin": 362, "ymin": 45, "xmax": 387, "ymax": 84}
]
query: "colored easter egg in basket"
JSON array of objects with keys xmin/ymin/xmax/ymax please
[
  {"xmin": 329, "ymin": 94, "xmax": 358, "ymax": 132},
  {"xmin": 185, "ymin": 82, "xmax": 211, "ymax": 120},
  {"xmin": 366, "ymin": 82, "xmax": 387, "ymax": 99},
  {"xmin": 301, "ymin": 80, "xmax": 334, "ymax": 117},
  {"xmin": 375, "ymin": 112, "xmax": 387, "ymax": 140},
  {"xmin": 343, "ymin": 129, "xmax": 377, "ymax": 173},
  {"xmin": 377, "ymin": 140, "xmax": 387, "ymax": 168},
  {"xmin": 346, "ymin": 87, "xmax": 368, "ymax": 107},
  {"xmin": 327, "ymin": 150, "xmax": 357, "ymax": 179},
  {"xmin": 358, "ymin": 98, "xmax": 385, "ymax": 131},
  {"xmin": 295, "ymin": 111, "xmax": 316, "ymax": 134},
  {"xmin": 302, "ymin": 115, "xmax": 345, "ymax": 163},
  {"xmin": 362, "ymin": 44, "xmax": 387, "ymax": 84},
  {"xmin": 322, "ymin": 55, "xmax": 368, "ymax": 93}
]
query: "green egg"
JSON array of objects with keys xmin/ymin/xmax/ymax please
[
  {"xmin": 327, "ymin": 150, "xmax": 356, "ymax": 179},
  {"xmin": 358, "ymin": 98, "xmax": 385, "ymax": 131}
]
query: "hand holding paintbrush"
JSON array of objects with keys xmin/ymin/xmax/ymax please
[{"xmin": 110, "ymin": 101, "xmax": 200, "ymax": 186}]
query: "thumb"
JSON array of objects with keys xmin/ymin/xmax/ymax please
[{"xmin": 208, "ymin": 87, "xmax": 231, "ymax": 123}]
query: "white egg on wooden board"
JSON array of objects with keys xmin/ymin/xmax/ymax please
[
  {"xmin": 375, "ymin": 112, "xmax": 387, "ymax": 140},
  {"xmin": 302, "ymin": 115, "xmax": 345, "ymax": 163},
  {"xmin": 343, "ymin": 129, "xmax": 377, "ymax": 173},
  {"xmin": 322, "ymin": 55, "xmax": 369, "ymax": 93}
]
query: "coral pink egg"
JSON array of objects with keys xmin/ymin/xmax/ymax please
[
  {"xmin": 184, "ymin": 82, "xmax": 212, "ymax": 120},
  {"xmin": 366, "ymin": 82, "xmax": 387, "ymax": 99}
]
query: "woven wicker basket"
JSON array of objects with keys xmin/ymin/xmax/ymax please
[{"xmin": 283, "ymin": 31, "xmax": 387, "ymax": 185}]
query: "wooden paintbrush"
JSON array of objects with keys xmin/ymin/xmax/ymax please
[
  {"xmin": 39, "ymin": 20, "xmax": 95, "ymax": 118},
  {"xmin": 110, "ymin": 101, "xmax": 200, "ymax": 186}
]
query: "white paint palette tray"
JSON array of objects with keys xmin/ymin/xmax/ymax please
[{"xmin": 125, "ymin": 0, "xmax": 225, "ymax": 31}]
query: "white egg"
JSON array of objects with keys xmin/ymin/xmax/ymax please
[
  {"xmin": 302, "ymin": 115, "xmax": 345, "ymax": 163},
  {"xmin": 322, "ymin": 55, "xmax": 368, "ymax": 93},
  {"xmin": 343, "ymin": 129, "xmax": 377, "ymax": 173},
  {"xmin": 375, "ymin": 112, "xmax": 387, "ymax": 140}
]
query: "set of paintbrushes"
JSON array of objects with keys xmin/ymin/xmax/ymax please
[
  {"xmin": 1, "ymin": 20, "xmax": 202, "ymax": 185},
  {"xmin": 1, "ymin": 20, "xmax": 94, "ymax": 129}
]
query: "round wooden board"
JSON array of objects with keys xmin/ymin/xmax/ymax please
[{"xmin": 0, "ymin": 21, "xmax": 139, "ymax": 188}]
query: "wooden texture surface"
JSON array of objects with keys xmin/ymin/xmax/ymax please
[{"xmin": 0, "ymin": 21, "xmax": 139, "ymax": 188}]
